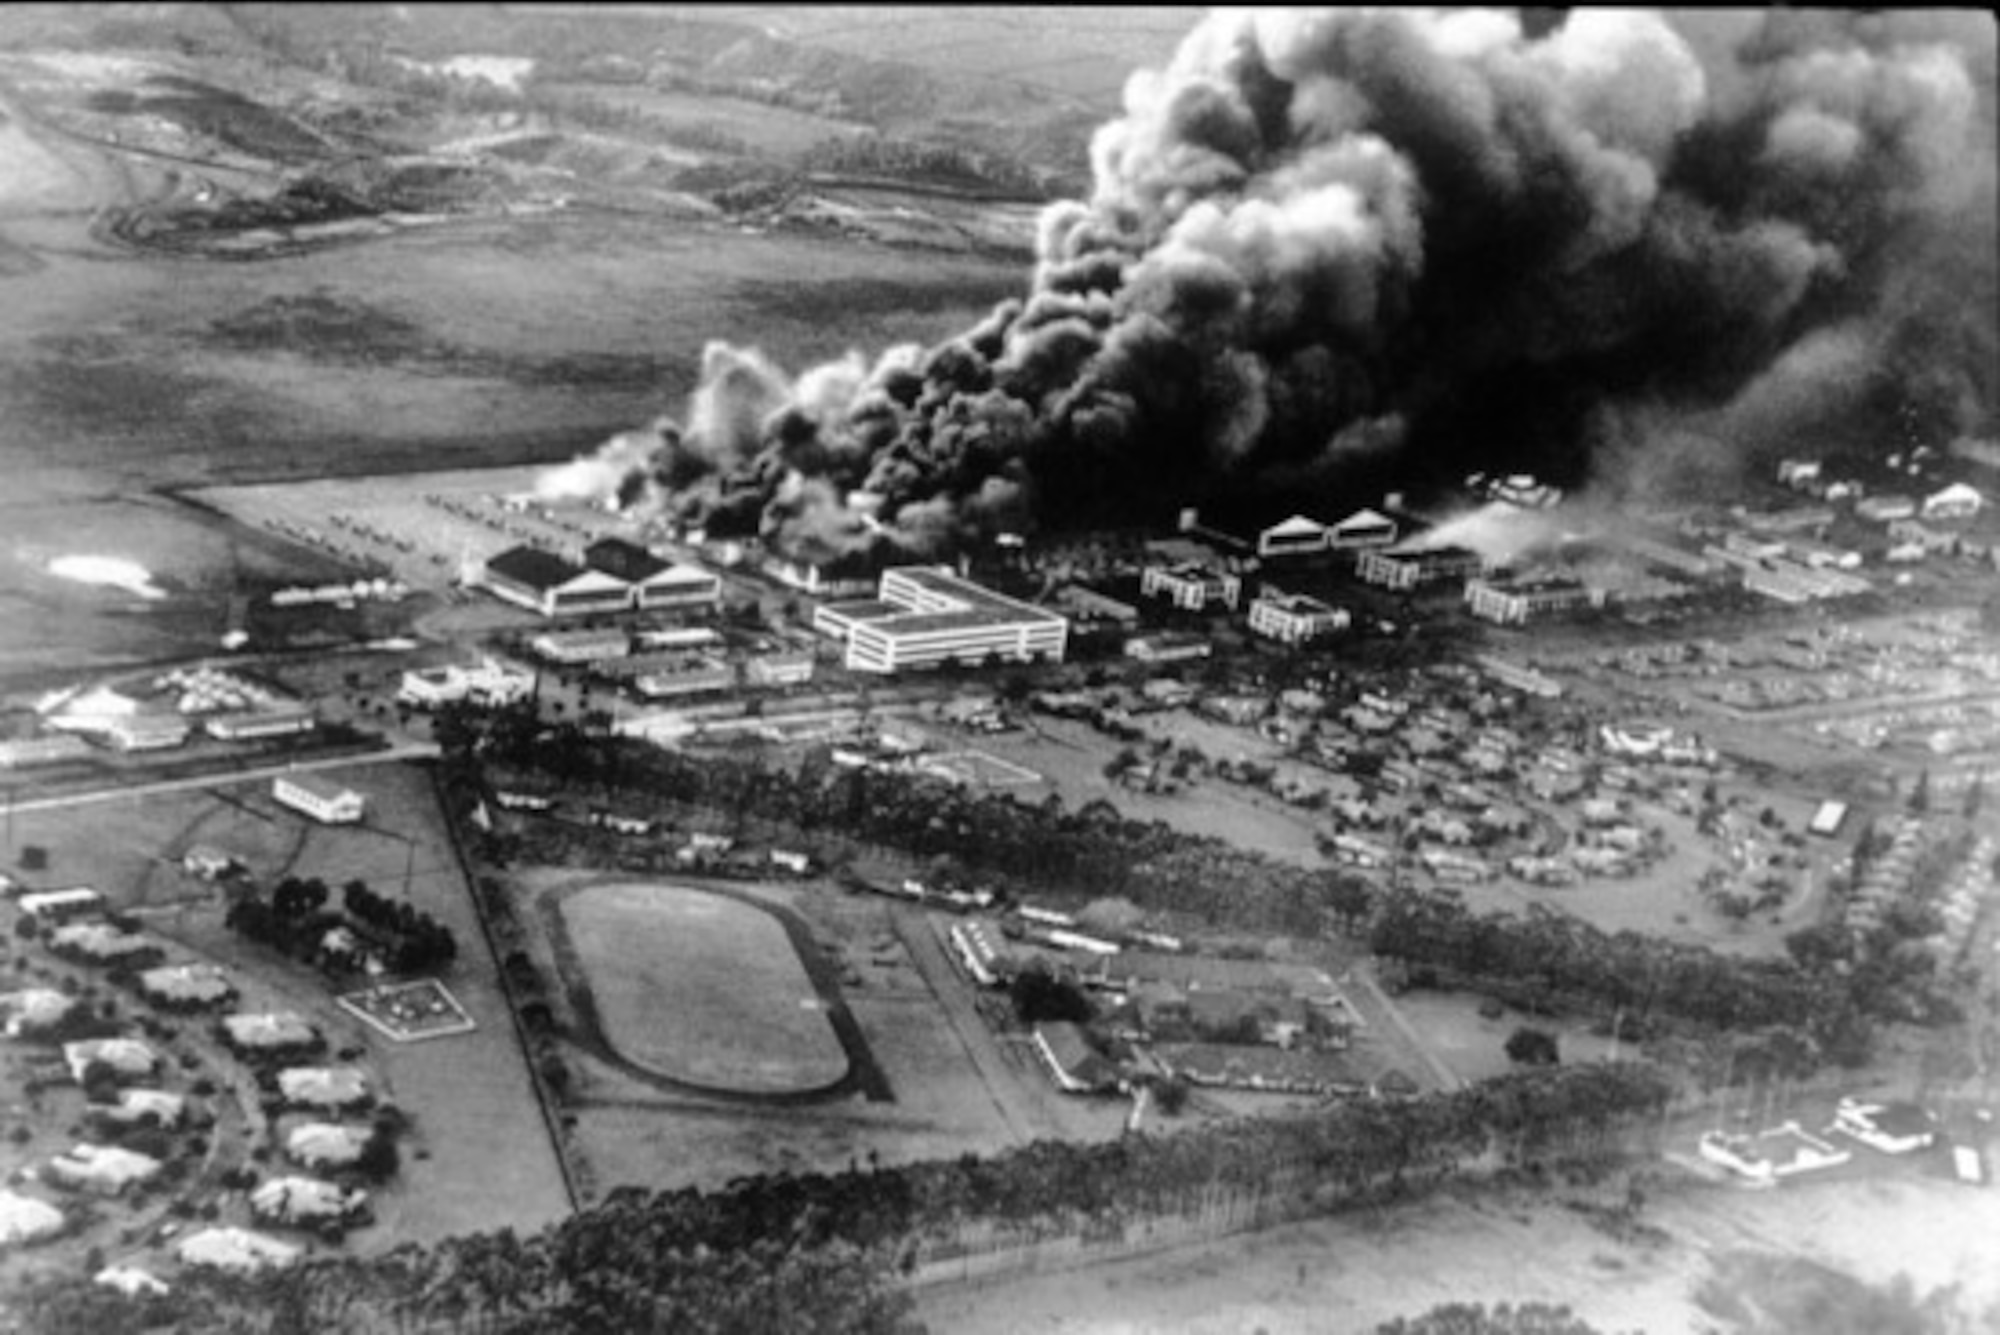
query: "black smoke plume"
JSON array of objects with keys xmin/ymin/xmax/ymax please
[{"xmin": 541, "ymin": 7, "xmax": 1997, "ymax": 555}]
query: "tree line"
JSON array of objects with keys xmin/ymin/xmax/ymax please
[{"xmin": 10, "ymin": 1063, "xmax": 1669, "ymax": 1333}]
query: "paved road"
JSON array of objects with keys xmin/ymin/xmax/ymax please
[
  {"xmin": 892, "ymin": 908, "xmax": 1067, "ymax": 1143},
  {"xmin": 2, "ymin": 742, "xmax": 442, "ymax": 815}
]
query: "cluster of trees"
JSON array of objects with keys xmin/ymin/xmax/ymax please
[
  {"xmin": 1372, "ymin": 892, "xmax": 1879, "ymax": 1069},
  {"xmin": 1375, "ymin": 1305, "xmax": 1634, "ymax": 1335},
  {"xmin": 224, "ymin": 877, "xmax": 456, "ymax": 976},
  {"xmin": 438, "ymin": 702, "xmax": 1945, "ymax": 1070},
  {"xmin": 342, "ymin": 880, "xmax": 457, "ymax": 974},
  {"xmin": 12, "ymin": 1064, "xmax": 1669, "ymax": 1332},
  {"xmin": 795, "ymin": 132, "xmax": 1049, "ymax": 196}
]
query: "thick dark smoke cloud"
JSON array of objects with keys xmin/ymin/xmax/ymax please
[{"xmin": 541, "ymin": 7, "xmax": 1997, "ymax": 555}]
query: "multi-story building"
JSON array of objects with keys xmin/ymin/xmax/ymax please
[
  {"xmin": 815, "ymin": 567, "xmax": 1069, "ymax": 674},
  {"xmin": 1465, "ymin": 573, "xmax": 1605, "ymax": 625},
  {"xmin": 1356, "ymin": 544, "xmax": 1488, "ymax": 591},
  {"xmin": 1247, "ymin": 589, "xmax": 1350, "ymax": 644},
  {"xmin": 1141, "ymin": 561, "xmax": 1242, "ymax": 611}
]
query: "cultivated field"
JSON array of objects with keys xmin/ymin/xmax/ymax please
[{"xmin": 558, "ymin": 881, "xmax": 848, "ymax": 1095}]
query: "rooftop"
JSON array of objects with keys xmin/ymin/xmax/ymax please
[{"xmin": 485, "ymin": 546, "xmax": 593, "ymax": 591}]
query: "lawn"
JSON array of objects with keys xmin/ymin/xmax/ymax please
[{"xmin": 558, "ymin": 881, "xmax": 848, "ymax": 1095}]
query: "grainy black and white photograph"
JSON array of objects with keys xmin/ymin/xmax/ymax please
[{"xmin": 0, "ymin": 5, "xmax": 1994, "ymax": 1332}]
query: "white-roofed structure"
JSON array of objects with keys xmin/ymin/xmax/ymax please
[
  {"xmin": 1921, "ymin": 482, "xmax": 1984, "ymax": 520},
  {"xmin": 1255, "ymin": 514, "xmax": 1329, "ymax": 558},
  {"xmin": 94, "ymin": 1088, "xmax": 185, "ymax": 1128},
  {"xmin": 285, "ymin": 1121, "xmax": 372, "ymax": 1170},
  {"xmin": 272, "ymin": 775, "xmax": 365, "ymax": 825},
  {"xmin": 1, "ymin": 988, "xmax": 80, "ymax": 1039},
  {"xmin": 0, "ymin": 1190, "xmax": 65, "ymax": 1247},
  {"xmin": 46, "ymin": 1143, "xmax": 163, "ymax": 1196},
  {"xmin": 251, "ymin": 1176, "xmax": 370, "ymax": 1228},
  {"xmin": 175, "ymin": 1226, "xmax": 301, "ymax": 1273},
  {"xmin": 138, "ymin": 963, "xmax": 236, "ymax": 1010},
  {"xmin": 95, "ymin": 1265, "xmax": 170, "ymax": 1296},
  {"xmin": 63, "ymin": 1038, "xmax": 160, "ymax": 1083},
  {"xmin": 48, "ymin": 922, "xmax": 157, "ymax": 966},
  {"xmin": 278, "ymin": 1065, "xmax": 370, "ymax": 1110},
  {"xmin": 221, "ymin": 1011, "xmax": 320, "ymax": 1054}
]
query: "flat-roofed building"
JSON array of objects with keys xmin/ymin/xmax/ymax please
[
  {"xmin": 1855, "ymin": 494, "xmax": 1917, "ymax": 523},
  {"xmin": 816, "ymin": 567, "xmax": 1068, "ymax": 674},
  {"xmin": 1465, "ymin": 573, "xmax": 1604, "ymax": 625},
  {"xmin": 1124, "ymin": 632, "xmax": 1212, "ymax": 663},
  {"xmin": 530, "ymin": 628, "xmax": 632, "ymax": 665},
  {"xmin": 1255, "ymin": 514, "xmax": 1330, "ymax": 559},
  {"xmin": 480, "ymin": 546, "xmax": 630, "ymax": 617},
  {"xmin": 1248, "ymin": 589, "xmax": 1350, "ymax": 644},
  {"xmin": 632, "ymin": 655, "xmax": 736, "ymax": 698},
  {"xmin": 19, "ymin": 887, "xmax": 104, "ymax": 923},
  {"xmin": 205, "ymin": 707, "xmax": 316, "ymax": 742},
  {"xmin": 1054, "ymin": 585, "xmax": 1140, "ymax": 625},
  {"xmin": 0, "ymin": 734, "xmax": 92, "ymax": 769},
  {"xmin": 103, "ymin": 715, "xmax": 189, "ymax": 752},
  {"xmin": 1141, "ymin": 561, "xmax": 1242, "ymax": 611},
  {"xmin": 583, "ymin": 538, "xmax": 720, "ymax": 609},
  {"xmin": 762, "ymin": 553, "xmax": 880, "ymax": 598},
  {"xmin": 398, "ymin": 658, "xmax": 534, "ymax": 708},
  {"xmin": 272, "ymin": 775, "xmax": 365, "ymax": 826},
  {"xmin": 1328, "ymin": 507, "xmax": 1400, "ymax": 550},
  {"xmin": 741, "ymin": 647, "xmax": 815, "ymax": 687},
  {"xmin": 1356, "ymin": 544, "xmax": 1488, "ymax": 590}
]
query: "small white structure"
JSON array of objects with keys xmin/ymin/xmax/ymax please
[
  {"xmin": 250, "ymin": 1176, "xmax": 369, "ymax": 1228},
  {"xmin": 272, "ymin": 775, "xmax": 365, "ymax": 825},
  {"xmin": 1831, "ymin": 1098, "xmax": 1937, "ymax": 1154},
  {"xmin": 175, "ymin": 1227, "xmax": 301, "ymax": 1273},
  {"xmin": 0, "ymin": 1190, "xmax": 65, "ymax": 1247},
  {"xmin": 221, "ymin": 1011, "xmax": 319, "ymax": 1053},
  {"xmin": 94, "ymin": 1088, "xmax": 186, "ymax": 1129},
  {"xmin": 285, "ymin": 1122, "xmax": 372, "ymax": 1170},
  {"xmin": 63, "ymin": 1038, "xmax": 160, "ymax": 1084},
  {"xmin": 1, "ymin": 988, "xmax": 80, "ymax": 1039},
  {"xmin": 94, "ymin": 1266, "xmax": 170, "ymax": 1297},
  {"xmin": 17, "ymin": 887, "xmax": 104, "ymax": 923},
  {"xmin": 138, "ymin": 963, "xmax": 235, "ymax": 1009},
  {"xmin": 1921, "ymin": 482, "xmax": 1984, "ymax": 521},
  {"xmin": 1698, "ymin": 1123, "xmax": 1851, "ymax": 1183},
  {"xmin": 47, "ymin": 1143, "xmax": 164, "ymax": 1196},
  {"xmin": 278, "ymin": 1066, "xmax": 370, "ymax": 1110}
]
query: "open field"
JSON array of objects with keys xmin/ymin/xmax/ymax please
[
  {"xmin": 558, "ymin": 881, "xmax": 848, "ymax": 1094},
  {"xmin": 496, "ymin": 864, "xmax": 1125, "ymax": 1199},
  {"xmin": 916, "ymin": 1173, "xmax": 2000, "ymax": 1335},
  {"xmin": 0, "ymin": 14, "xmax": 1037, "ymax": 681}
]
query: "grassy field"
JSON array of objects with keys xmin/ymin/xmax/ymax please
[{"xmin": 559, "ymin": 881, "xmax": 848, "ymax": 1094}]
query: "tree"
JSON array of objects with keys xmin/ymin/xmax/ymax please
[
  {"xmin": 1910, "ymin": 768, "xmax": 1932, "ymax": 815},
  {"xmin": 1009, "ymin": 964, "xmax": 1092, "ymax": 1026},
  {"xmin": 1504, "ymin": 1027, "xmax": 1561, "ymax": 1067}
]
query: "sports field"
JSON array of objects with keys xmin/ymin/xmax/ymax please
[{"xmin": 560, "ymin": 882, "xmax": 849, "ymax": 1095}]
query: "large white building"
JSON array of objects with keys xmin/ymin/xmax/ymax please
[
  {"xmin": 1247, "ymin": 589, "xmax": 1351, "ymax": 644},
  {"xmin": 272, "ymin": 775, "xmax": 365, "ymax": 826},
  {"xmin": 398, "ymin": 658, "xmax": 534, "ymax": 709},
  {"xmin": 814, "ymin": 567, "xmax": 1069, "ymax": 674}
]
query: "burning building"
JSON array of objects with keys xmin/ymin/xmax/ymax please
[{"xmin": 542, "ymin": 9, "xmax": 1995, "ymax": 563}]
